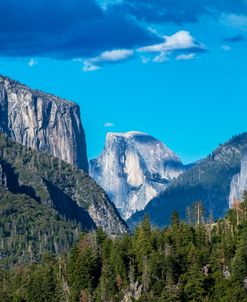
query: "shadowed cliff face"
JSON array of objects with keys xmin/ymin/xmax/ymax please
[
  {"xmin": 0, "ymin": 134, "xmax": 128, "ymax": 234},
  {"xmin": 0, "ymin": 75, "xmax": 88, "ymax": 171}
]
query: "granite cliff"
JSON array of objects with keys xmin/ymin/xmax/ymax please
[
  {"xmin": 0, "ymin": 75, "xmax": 88, "ymax": 171},
  {"xmin": 229, "ymin": 150, "xmax": 247, "ymax": 207},
  {"xmin": 90, "ymin": 131, "xmax": 184, "ymax": 219}
]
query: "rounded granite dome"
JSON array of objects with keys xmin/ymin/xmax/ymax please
[{"xmin": 90, "ymin": 131, "xmax": 185, "ymax": 219}]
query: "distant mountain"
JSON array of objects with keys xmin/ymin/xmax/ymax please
[
  {"xmin": 89, "ymin": 131, "xmax": 184, "ymax": 219},
  {"xmin": 229, "ymin": 149, "xmax": 247, "ymax": 207},
  {"xmin": 0, "ymin": 134, "xmax": 127, "ymax": 266},
  {"xmin": 0, "ymin": 75, "xmax": 88, "ymax": 171},
  {"xmin": 128, "ymin": 133, "xmax": 247, "ymax": 228}
]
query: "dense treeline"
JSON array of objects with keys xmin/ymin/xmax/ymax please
[
  {"xmin": 0, "ymin": 189, "xmax": 80, "ymax": 267},
  {"xmin": 1, "ymin": 199, "xmax": 247, "ymax": 301}
]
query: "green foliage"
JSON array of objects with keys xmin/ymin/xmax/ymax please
[
  {"xmin": 0, "ymin": 189, "xmax": 79, "ymax": 267},
  {"xmin": 67, "ymin": 234, "xmax": 101, "ymax": 301},
  {"xmin": 2, "ymin": 204, "xmax": 247, "ymax": 301},
  {"xmin": 26, "ymin": 255, "xmax": 63, "ymax": 302},
  {"xmin": 2, "ymin": 194, "xmax": 247, "ymax": 301},
  {"xmin": 0, "ymin": 133, "xmax": 125, "ymax": 267}
]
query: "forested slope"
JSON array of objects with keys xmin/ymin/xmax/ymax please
[
  {"xmin": 1, "ymin": 199, "xmax": 247, "ymax": 301},
  {"xmin": 0, "ymin": 134, "xmax": 127, "ymax": 267}
]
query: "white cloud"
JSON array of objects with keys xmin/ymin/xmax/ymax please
[
  {"xmin": 81, "ymin": 31, "xmax": 206, "ymax": 70},
  {"xmin": 176, "ymin": 53, "xmax": 196, "ymax": 61},
  {"xmin": 83, "ymin": 49, "xmax": 134, "ymax": 71},
  {"xmin": 83, "ymin": 64, "xmax": 101, "ymax": 72},
  {"xmin": 28, "ymin": 58, "xmax": 38, "ymax": 67},
  {"xmin": 104, "ymin": 122, "xmax": 115, "ymax": 127},
  {"xmin": 153, "ymin": 52, "xmax": 169, "ymax": 62},
  {"xmin": 138, "ymin": 31, "xmax": 204, "ymax": 53},
  {"xmin": 97, "ymin": 49, "xmax": 133, "ymax": 61}
]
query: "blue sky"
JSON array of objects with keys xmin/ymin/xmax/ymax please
[{"xmin": 1, "ymin": 0, "xmax": 247, "ymax": 163}]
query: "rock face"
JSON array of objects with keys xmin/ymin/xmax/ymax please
[
  {"xmin": 0, "ymin": 75, "xmax": 88, "ymax": 171},
  {"xmin": 89, "ymin": 131, "xmax": 184, "ymax": 219},
  {"xmin": 229, "ymin": 150, "xmax": 247, "ymax": 207}
]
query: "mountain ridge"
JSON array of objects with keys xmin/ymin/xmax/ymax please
[
  {"xmin": 128, "ymin": 132, "xmax": 247, "ymax": 228},
  {"xmin": 0, "ymin": 132, "xmax": 128, "ymax": 266}
]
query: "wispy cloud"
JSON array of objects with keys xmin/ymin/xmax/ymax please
[
  {"xmin": 140, "ymin": 56, "xmax": 150, "ymax": 64},
  {"xmin": 83, "ymin": 65, "xmax": 101, "ymax": 72},
  {"xmin": 153, "ymin": 52, "xmax": 169, "ymax": 63},
  {"xmin": 82, "ymin": 31, "xmax": 206, "ymax": 70},
  {"xmin": 116, "ymin": 0, "xmax": 247, "ymax": 25},
  {"xmin": 83, "ymin": 49, "xmax": 134, "ymax": 71},
  {"xmin": 28, "ymin": 58, "xmax": 38, "ymax": 67},
  {"xmin": 221, "ymin": 14, "xmax": 247, "ymax": 29},
  {"xmin": 221, "ymin": 44, "xmax": 231, "ymax": 51},
  {"xmin": 104, "ymin": 122, "xmax": 115, "ymax": 127},
  {"xmin": 176, "ymin": 53, "xmax": 196, "ymax": 60}
]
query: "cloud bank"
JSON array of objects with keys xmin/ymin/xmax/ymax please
[
  {"xmin": 0, "ymin": 0, "xmax": 159, "ymax": 60},
  {"xmin": 1, "ymin": 0, "xmax": 245, "ymax": 69}
]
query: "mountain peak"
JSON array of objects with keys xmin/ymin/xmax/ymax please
[
  {"xmin": 107, "ymin": 131, "xmax": 150, "ymax": 138},
  {"xmin": 106, "ymin": 131, "xmax": 181, "ymax": 162},
  {"xmin": 90, "ymin": 131, "xmax": 184, "ymax": 219}
]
